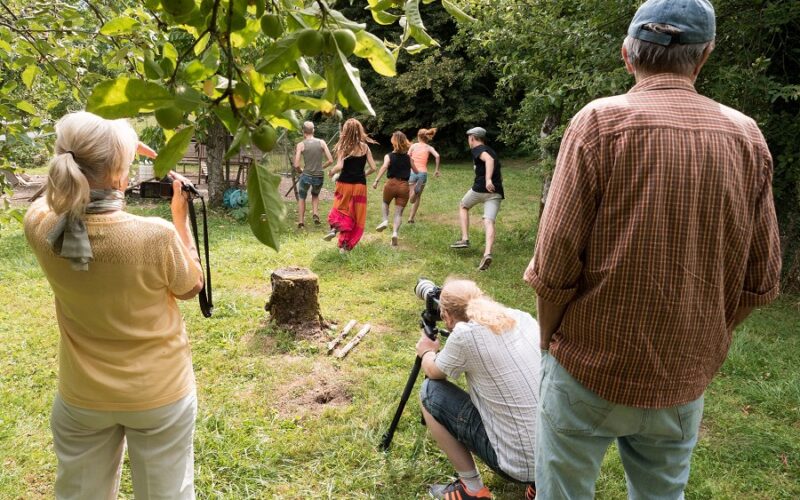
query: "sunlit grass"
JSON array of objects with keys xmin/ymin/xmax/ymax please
[{"xmin": 1, "ymin": 161, "xmax": 798, "ymax": 498}]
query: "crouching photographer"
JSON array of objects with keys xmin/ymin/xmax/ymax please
[
  {"xmin": 23, "ymin": 111, "xmax": 203, "ymax": 498},
  {"xmin": 415, "ymin": 279, "xmax": 541, "ymax": 500}
]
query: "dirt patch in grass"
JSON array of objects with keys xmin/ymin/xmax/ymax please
[{"xmin": 273, "ymin": 361, "xmax": 352, "ymax": 418}]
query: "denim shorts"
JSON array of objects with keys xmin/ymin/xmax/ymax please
[
  {"xmin": 298, "ymin": 174, "xmax": 323, "ymax": 199},
  {"xmin": 408, "ymin": 172, "xmax": 428, "ymax": 194},
  {"xmin": 420, "ymin": 379, "xmax": 515, "ymax": 482}
]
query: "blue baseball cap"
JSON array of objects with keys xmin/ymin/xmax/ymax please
[{"xmin": 628, "ymin": 0, "xmax": 716, "ymax": 46}]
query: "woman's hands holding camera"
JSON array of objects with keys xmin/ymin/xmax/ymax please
[{"xmin": 168, "ymin": 171, "xmax": 194, "ymax": 222}]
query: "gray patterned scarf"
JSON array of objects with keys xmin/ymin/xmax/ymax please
[{"xmin": 46, "ymin": 189, "xmax": 126, "ymax": 271}]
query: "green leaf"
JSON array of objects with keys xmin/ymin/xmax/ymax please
[
  {"xmin": 277, "ymin": 74, "xmax": 327, "ymax": 92},
  {"xmin": 21, "ymin": 65, "xmax": 38, "ymax": 88},
  {"xmin": 403, "ymin": 0, "xmax": 437, "ymax": 47},
  {"xmin": 247, "ymin": 162, "xmax": 286, "ymax": 250},
  {"xmin": 366, "ymin": 0, "xmax": 401, "ymax": 25},
  {"xmin": 87, "ymin": 78, "xmax": 174, "ymax": 119},
  {"xmin": 441, "ymin": 0, "xmax": 476, "ymax": 23},
  {"xmin": 183, "ymin": 59, "xmax": 215, "ymax": 82},
  {"xmin": 255, "ymin": 32, "xmax": 301, "ymax": 74},
  {"xmin": 15, "ymin": 100, "xmax": 36, "ymax": 115},
  {"xmin": 154, "ymin": 126, "xmax": 195, "ymax": 177},
  {"xmin": 326, "ymin": 51, "xmax": 375, "ymax": 115},
  {"xmin": 225, "ymin": 126, "xmax": 249, "ymax": 160},
  {"xmin": 354, "ymin": 31, "xmax": 396, "ymax": 77},
  {"xmin": 259, "ymin": 90, "xmax": 335, "ymax": 117},
  {"xmin": 99, "ymin": 16, "xmax": 140, "ymax": 36}
]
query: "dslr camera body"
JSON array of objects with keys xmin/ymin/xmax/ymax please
[{"xmin": 139, "ymin": 176, "xmax": 201, "ymax": 199}]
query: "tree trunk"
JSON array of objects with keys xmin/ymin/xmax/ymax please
[
  {"xmin": 538, "ymin": 108, "xmax": 562, "ymax": 216},
  {"xmin": 206, "ymin": 117, "xmax": 227, "ymax": 207},
  {"xmin": 265, "ymin": 267, "xmax": 323, "ymax": 328}
]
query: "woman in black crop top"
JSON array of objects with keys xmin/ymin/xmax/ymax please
[
  {"xmin": 372, "ymin": 131, "xmax": 417, "ymax": 246},
  {"xmin": 325, "ymin": 118, "xmax": 377, "ymax": 252}
]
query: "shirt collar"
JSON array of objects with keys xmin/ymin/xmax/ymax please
[{"xmin": 628, "ymin": 74, "xmax": 698, "ymax": 94}]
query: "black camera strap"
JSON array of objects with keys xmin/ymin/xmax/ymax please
[{"xmin": 187, "ymin": 195, "xmax": 213, "ymax": 318}]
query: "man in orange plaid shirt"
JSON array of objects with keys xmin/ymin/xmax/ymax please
[{"xmin": 525, "ymin": 1, "xmax": 782, "ymax": 498}]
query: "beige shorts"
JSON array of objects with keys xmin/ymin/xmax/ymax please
[{"xmin": 460, "ymin": 189, "xmax": 502, "ymax": 221}]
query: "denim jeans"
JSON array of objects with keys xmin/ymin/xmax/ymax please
[
  {"xmin": 535, "ymin": 352, "xmax": 704, "ymax": 500},
  {"xmin": 420, "ymin": 378, "xmax": 518, "ymax": 482}
]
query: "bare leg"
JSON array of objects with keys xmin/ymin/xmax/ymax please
[
  {"xmin": 393, "ymin": 205, "xmax": 405, "ymax": 235},
  {"xmin": 298, "ymin": 198, "xmax": 306, "ymax": 225},
  {"xmin": 483, "ymin": 218, "xmax": 495, "ymax": 255},
  {"xmin": 311, "ymin": 195, "xmax": 320, "ymax": 218},
  {"xmin": 459, "ymin": 206, "xmax": 470, "ymax": 241},
  {"xmin": 421, "ymin": 405, "xmax": 476, "ymax": 472},
  {"xmin": 381, "ymin": 202, "xmax": 390, "ymax": 223},
  {"xmin": 408, "ymin": 195, "xmax": 422, "ymax": 222}
]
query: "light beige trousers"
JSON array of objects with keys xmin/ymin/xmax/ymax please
[{"xmin": 50, "ymin": 390, "xmax": 196, "ymax": 500}]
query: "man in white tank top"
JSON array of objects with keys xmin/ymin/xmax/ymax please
[{"xmin": 293, "ymin": 121, "xmax": 333, "ymax": 228}]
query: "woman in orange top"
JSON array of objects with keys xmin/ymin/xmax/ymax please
[{"xmin": 407, "ymin": 128, "xmax": 441, "ymax": 223}]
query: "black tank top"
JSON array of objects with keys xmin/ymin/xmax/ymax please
[
  {"xmin": 387, "ymin": 152, "xmax": 412, "ymax": 180},
  {"xmin": 338, "ymin": 154, "xmax": 367, "ymax": 184}
]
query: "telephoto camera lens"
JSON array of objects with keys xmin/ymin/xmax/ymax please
[{"xmin": 415, "ymin": 278, "xmax": 437, "ymax": 301}]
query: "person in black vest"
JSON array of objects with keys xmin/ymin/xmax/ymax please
[
  {"xmin": 372, "ymin": 131, "xmax": 418, "ymax": 246},
  {"xmin": 450, "ymin": 127, "xmax": 504, "ymax": 271}
]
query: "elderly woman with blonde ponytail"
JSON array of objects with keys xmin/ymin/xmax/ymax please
[
  {"xmin": 24, "ymin": 111, "xmax": 203, "ymax": 499},
  {"xmin": 415, "ymin": 279, "xmax": 540, "ymax": 500}
]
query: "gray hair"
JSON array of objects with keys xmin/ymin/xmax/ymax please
[
  {"xmin": 302, "ymin": 121, "xmax": 314, "ymax": 134},
  {"xmin": 623, "ymin": 23, "xmax": 714, "ymax": 76}
]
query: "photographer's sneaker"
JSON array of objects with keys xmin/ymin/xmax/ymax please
[
  {"xmin": 376, "ymin": 220, "xmax": 389, "ymax": 232},
  {"xmin": 323, "ymin": 229, "xmax": 337, "ymax": 241},
  {"xmin": 450, "ymin": 239, "xmax": 470, "ymax": 249},
  {"xmin": 478, "ymin": 254, "xmax": 493, "ymax": 271},
  {"xmin": 429, "ymin": 479, "xmax": 491, "ymax": 499}
]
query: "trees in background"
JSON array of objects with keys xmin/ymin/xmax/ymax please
[
  {"xmin": 463, "ymin": 0, "xmax": 800, "ymax": 288},
  {"xmin": 0, "ymin": 0, "xmax": 466, "ymax": 247}
]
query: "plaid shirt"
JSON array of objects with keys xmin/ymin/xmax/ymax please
[{"xmin": 525, "ymin": 74, "xmax": 781, "ymax": 408}]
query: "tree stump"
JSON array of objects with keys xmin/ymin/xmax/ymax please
[{"xmin": 265, "ymin": 267, "xmax": 323, "ymax": 328}]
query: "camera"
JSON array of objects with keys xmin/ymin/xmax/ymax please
[
  {"xmin": 139, "ymin": 176, "xmax": 200, "ymax": 199},
  {"xmin": 415, "ymin": 278, "xmax": 442, "ymax": 328}
]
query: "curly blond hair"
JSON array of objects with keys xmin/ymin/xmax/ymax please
[
  {"xmin": 439, "ymin": 278, "xmax": 516, "ymax": 335},
  {"xmin": 334, "ymin": 118, "xmax": 376, "ymax": 159}
]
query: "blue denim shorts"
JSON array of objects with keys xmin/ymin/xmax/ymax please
[
  {"xmin": 408, "ymin": 172, "xmax": 428, "ymax": 194},
  {"xmin": 420, "ymin": 379, "xmax": 516, "ymax": 482},
  {"xmin": 298, "ymin": 174, "xmax": 323, "ymax": 199}
]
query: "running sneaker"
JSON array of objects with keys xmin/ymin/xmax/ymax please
[
  {"xmin": 478, "ymin": 254, "xmax": 493, "ymax": 271},
  {"xmin": 450, "ymin": 239, "xmax": 470, "ymax": 249},
  {"xmin": 376, "ymin": 220, "xmax": 389, "ymax": 232},
  {"xmin": 407, "ymin": 219, "xmax": 415, "ymax": 224},
  {"xmin": 428, "ymin": 479, "xmax": 492, "ymax": 499},
  {"xmin": 525, "ymin": 484, "xmax": 536, "ymax": 499},
  {"xmin": 297, "ymin": 222, "xmax": 305, "ymax": 229},
  {"xmin": 312, "ymin": 214, "xmax": 321, "ymax": 225},
  {"xmin": 323, "ymin": 229, "xmax": 337, "ymax": 241},
  {"xmin": 391, "ymin": 235, "xmax": 398, "ymax": 247}
]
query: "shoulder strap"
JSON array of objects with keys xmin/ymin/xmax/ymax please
[{"xmin": 187, "ymin": 196, "xmax": 213, "ymax": 318}]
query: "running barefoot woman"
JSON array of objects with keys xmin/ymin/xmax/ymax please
[
  {"xmin": 407, "ymin": 128, "xmax": 441, "ymax": 224},
  {"xmin": 325, "ymin": 118, "xmax": 377, "ymax": 252}
]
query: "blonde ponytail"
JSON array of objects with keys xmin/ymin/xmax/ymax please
[
  {"xmin": 46, "ymin": 153, "xmax": 91, "ymax": 219},
  {"xmin": 439, "ymin": 278, "xmax": 516, "ymax": 335},
  {"xmin": 466, "ymin": 297, "xmax": 517, "ymax": 335},
  {"xmin": 45, "ymin": 111, "xmax": 138, "ymax": 216}
]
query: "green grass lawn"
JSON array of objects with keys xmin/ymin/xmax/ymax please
[{"xmin": 1, "ymin": 160, "xmax": 798, "ymax": 499}]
